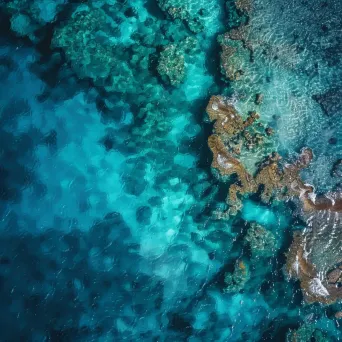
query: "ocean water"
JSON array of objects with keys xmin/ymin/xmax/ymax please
[{"xmin": 0, "ymin": 0, "xmax": 342, "ymax": 341}]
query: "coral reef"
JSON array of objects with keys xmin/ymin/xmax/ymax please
[
  {"xmin": 0, "ymin": 40, "xmax": 243, "ymax": 341},
  {"xmin": 52, "ymin": 7, "xmax": 119, "ymax": 82},
  {"xmin": 207, "ymin": 95, "xmax": 314, "ymax": 216},
  {"xmin": 217, "ymin": 0, "xmax": 253, "ymax": 83},
  {"xmin": 2, "ymin": 0, "xmax": 342, "ymax": 339},
  {"xmin": 156, "ymin": 0, "xmax": 205, "ymax": 33},
  {"xmin": 224, "ymin": 259, "xmax": 250, "ymax": 293},
  {"xmin": 217, "ymin": 35, "xmax": 249, "ymax": 81},
  {"xmin": 206, "ymin": 95, "xmax": 273, "ymax": 175},
  {"xmin": 157, "ymin": 38, "xmax": 197, "ymax": 86},
  {"xmin": 206, "ymin": 95, "xmax": 259, "ymax": 137},
  {"xmin": 286, "ymin": 323, "xmax": 332, "ymax": 342},
  {"xmin": 206, "ymin": 89, "xmax": 342, "ymax": 305},
  {"xmin": 0, "ymin": 0, "xmax": 68, "ymax": 41},
  {"xmin": 225, "ymin": 0, "xmax": 250, "ymax": 30},
  {"xmin": 285, "ymin": 192, "xmax": 342, "ymax": 304},
  {"xmin": 206, "ymin": 91, "xmax": 341, "ymax": 305},
  {"xmin": 50, "ymin": 2, "xmax": 203, "ymax": 140},
  {"xmin": 244, "ymin": 222, "xmax": 276, "ymax": 258},
  {"xmin": 157, "ymin": 44, "xmax": 185, "ymax": 86},
  {"xmin": 208, "ymin": 134, "xmax": 255, "ymax": 214}
]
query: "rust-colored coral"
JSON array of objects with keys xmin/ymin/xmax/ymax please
[
  {"xmin": 206, "ymin": 97, "xmax": 315, "ymax": 212},
  {"xmin": 255, "ymin": 157, "xmax": 282, "ymax": 202},
  {"xmin": 286, "ymin": 231, "xmax": 342, "ymax": 304},
  {"xmin": 206, "ymin": 96, "xmax": 244, "ymax": 136},
  {"xmin": 302, "ymin": 193, "xmax": 342, "ymax": 213},
  {"xmin": 208, "ymin": 134, "xmax": 253, "ymax": 182},
  {"xmin": 208, "ymin": 130, "xmax": 314, "ymax": 211},
  {"xmin": 208, "ymin": 134, "xmax": 256, "ymax": 214},
  {"xmin": 206, "ymin": 95, "xmax": 342, "ymax": 304},
  {"xmin": 206, "ymin": 96, "xmax": 260, "ymax": 138}
]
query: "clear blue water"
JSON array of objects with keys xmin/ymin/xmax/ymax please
[{"xmin": 0, "ymin": 0, "xmax": 342, "ymax": 341}]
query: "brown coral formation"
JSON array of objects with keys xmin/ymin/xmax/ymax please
[
  {"xmin": 285, "ymin": 232, "xmax": 320, "ymax": 303},
  {"xmin": 286, "ymin": 230, "xmax": 342, "ymax": 305},
  {"xmin": 207, "ymin": 96, "xmax": 315, "ymax": 215},
  {"xmin": 206, "ymin": 95, "xmax": 266, "ymax": 154},
  {"xmin": 218, "ymin": 0, "xmax": 254, "ymax": 83},
  {"xmin": 254, "ymin": 154, "xmax": 283, "ymax": 202},
  {"xmin": 207, "ymin": 93, "xmax": 342, "ymax": 304},
  {"xmin": 207, "ymin": 98, "xmax": 342, "ymax": 307},
  {"xmin": 285, "ymin": 187, "xmax": 342, "ymax": 304},
  {"xmin": 207, "ymin": 95, "xmax": 281, "ymax": 214},
  {"xmin": 208, "ymin": 0, "xmax": 342, "ymax": 308},
  {"xmin": 208, "ymin": 134, "xmax": 254, "ymax": 214},
  {"xmin": 206, "ymin": 96, "xmax": 259, "ymax": 137},
  {"xmin": 302, "ymin": 193, "xmax": 342, "ymax": 213},
  {"xmin": 208, "ymin": 135, "xmax": 251, "ymax": 181}
]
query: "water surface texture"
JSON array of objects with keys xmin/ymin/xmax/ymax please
[{"xmin": 0, "ymin": 0, "xmax": 342, "ymax": 341}]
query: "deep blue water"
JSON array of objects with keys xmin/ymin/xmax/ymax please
[{"xmin": 0, "ymin": 0, "xmax": 342, "ymax": 341}]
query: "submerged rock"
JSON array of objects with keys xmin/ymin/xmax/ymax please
[
  {"xmin": 156, "ymin": 0, "xmax": 205, "ymax": 33},
  {"xmin": 157, "ymin": 44, "xmax": 185, "ymax": 86},
  {"xmin": 287, "ymin": 323, "xmax": 332, "ymax": 342},
  {"xmin": 235, "ymin": 0, "xmax": 253, "ymax": 16},
  {"xmin": 335, "ymin": 311, "xmax": 342, "ymax": 319},
  {"xmin": 224, "ymin": 259, "xmax": 250, "ymax": 293},
  {"xmin": 206, "ymin": 95, "xmax": 260, "ymax": 137},
  {"xmin": 1, "ymin": 0, "xmax": 69, "ymax": 41},
  {"xmin": 244, "ymin": 222, "xmax": 276, "ymax": 258},
  {"xmin": 157, "ymin": 38, "xmax": 197, "ymax": 86},
  {"xmin": 136, "ymin": 206, "xmax": 152, "ymax": 225},
  {"xmin": 52, "ymin": 7, "xmax": 119, "ymax": 82},
  {"xmin": 312, "ymin": 88, "xmax": 342, "ymax": 116},
  {"xmin": 331, "ymin": 159, "xmax": 342, "ymax": 178},
  {"xmin": 255, "ymin": 93, "xmax": 264, "ymax": 105}
]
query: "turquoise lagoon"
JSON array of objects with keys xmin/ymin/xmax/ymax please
[{"xmin": 0, "ymin": 0, "xmax": 341, "ymax": 341}]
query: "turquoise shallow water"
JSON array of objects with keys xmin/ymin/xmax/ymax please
[{"xmin": 0, "ymin": 0, "xmax": 342, "ymax": 341}]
